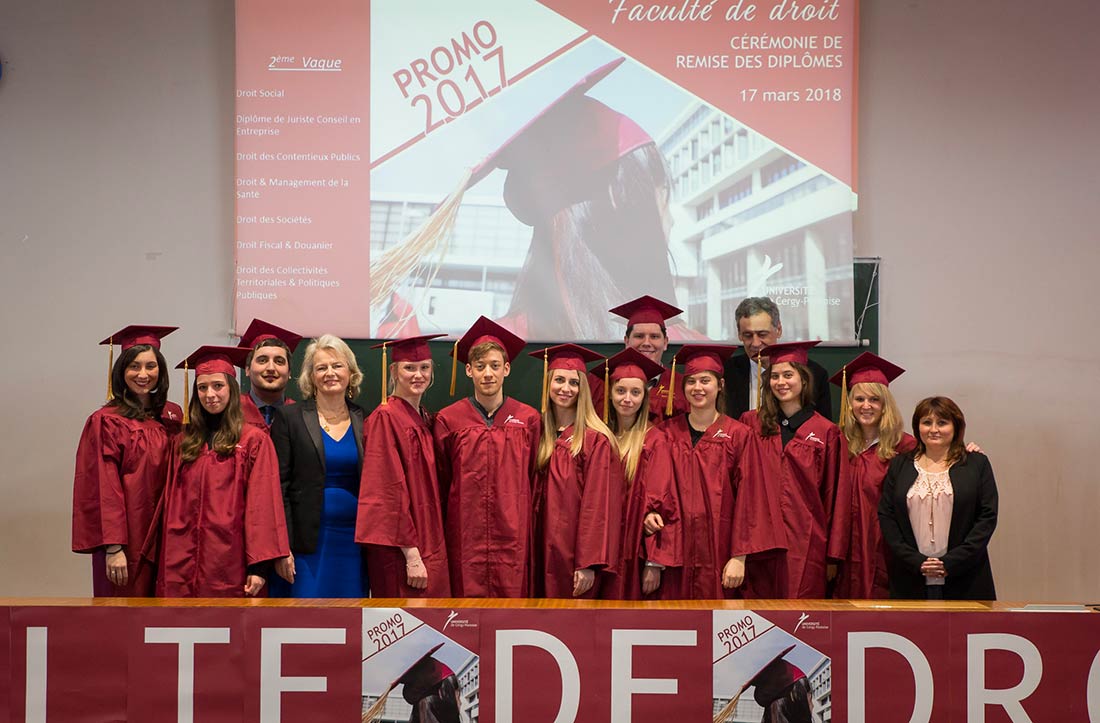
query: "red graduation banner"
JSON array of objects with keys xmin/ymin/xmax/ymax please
[
  {"xmin": 235, "ymin": 0, "xmax": 859, "ymax": 343},
  {"xmin": 2, "ymin": 601, "xmax": 1099, "ymax": 721}
]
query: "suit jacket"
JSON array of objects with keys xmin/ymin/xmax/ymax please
[
  {"xmin": 877, "ymin": 451, "xmax": 998, "ymax": 600},
  {"xmin": 270, "ymin": 399, "xmax": 365, "ymax": 553},
  {"xmin": 723, "ymin": 353, "xmax": 833, "ymax": 421}
]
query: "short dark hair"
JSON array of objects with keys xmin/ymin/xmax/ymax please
[
  {"xmin": 912, "ymin": 396, "xmax": 968, "ymax": 464},
  {"xmin": 245, "ymin": 338, "xmax": 291, "ymax": 368},
  {"xmin": 735, "ymin": 297, "xmax": 781, "ymax": 327},
  {"xmin": 624, "ymin": 322, "xmax": 668, "ymax": 339}
]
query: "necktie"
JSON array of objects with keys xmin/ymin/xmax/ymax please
[{"xmin": 261, "ymin": 405, "xmax": 274, "ymax": 425}]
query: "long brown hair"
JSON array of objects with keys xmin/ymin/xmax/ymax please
[
  {"xmin": 536, "ymin": 371, "xmax": 618, "ymax": 470},
  {"xmin": 912, "ymin": 396, "xmax": 967, "ymax": 464},
  {"xmin": 758, "ymin": 361, "xmax": 814, "ymax": 437},
  {"xmin": 179, "ymin": 374, "xmax": 244, "ymax": 462},
  {"xmin": 107, "ymin": 344, "xmax": 170, "ymax": 421},
  {"xmin": 841, "ymin": 382, "xmax": 905, "ymax": 461}
]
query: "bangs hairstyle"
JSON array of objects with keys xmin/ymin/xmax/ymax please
[
  {"xmin": 842, "ymin": 382, "xmax": 905, "ymax": 461},
  {"xmin": 758, "ymin": 361, "xmax": 814, "ymax": 437},
  {"xmin": 608, "ymin": 379, "xmax": 651, "ymax": 484},
  {"xmin": 297, "ymin": 334, "xmax": 363, "ymax": 399},
  {"xmin": 468, "ymin": 340, "xmax": 507, "ymax": 365},
  {"xmin": 912, "ymin": 395, "xmax": 968, "ymax": 464},
  {"xmin": 507, "ymin": 144, "xmax": 677, "ymax": 339},
  {"xmin": 179, "ymin": 373, "xmax": 243, "ymax": 462},
  {"xmin": 536, "ymin": 370, "xmax": 618, "ymax": 470},
  {"xmin": 108, "ymin": 344, "xmax": 170, "ymax": 421}
]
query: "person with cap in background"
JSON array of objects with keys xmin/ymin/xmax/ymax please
[
  {"xmin": 432, "ymin": 317, "xmax": 541, "ymax": 598},
  {"xmin": 714, "ymin": 644, "xmax": 814, "ymax": 723},
  {"xmin": 530, "ymin": 344, "xmax": 622, "ymax": 598},
  {"xmin": 645, "ymin": 344, "xmax": 777, "ymax": 599},
  {"xmin": 72, "ymin": 325, "xmax": 181, "ymax": 596},
  {"xmin": 589, "ymin": 295, "xmax": 705, "ymax": 421},
  {"xmin": 595, "ymin": 348, "xmax": 676, "ymax": 600},
  {"xmin": 362, "ymin": 641, "xmax": 462, "ymax": 723},
  {"xmin": 154, "ymin": 345, "xmax": 289, "ymax": 597},
  {"xmin": 739, "ymin": 340, "xmax": 844, "ymax": 600},
  {"xmin": 370, "ymin": 57, "xmax": 679, "ymax": 340},
  {"xmin": 356, "ymin": 334, "xmax": 451, "ymax": 598},
  {"xmin": 268, "ymin": 335, "xmax": 367, "ymax": 598},
  {"xmin": 827, "ymin": 352, "xmax": 917, "ymax": 599},
  {"xmin": 237, "ymin": 318, "xmax": 302, "ymax": 433},
  {"xmin": 723, "ymin": 297, "xmax": 833, "ymax": 421}
]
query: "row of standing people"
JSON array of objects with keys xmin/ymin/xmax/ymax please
[{"xmin": 72, "ymin": 298, "xmax": 997, "ymax": 601}]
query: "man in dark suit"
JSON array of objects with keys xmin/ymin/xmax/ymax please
[{"xmin": 723, "ymin": 297, "xmax": 832, "ymax": 421}]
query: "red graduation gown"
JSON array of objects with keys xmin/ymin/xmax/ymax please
[
  {"xmin": 156, "ymin": 425, "xmax": 289, "ymax": 597},
  {"xmin": 533, "ymin": 426, "xmax": 624, "ymax": 599},
  {"xmin": 652, "ymin": 414, "xmax": 776, "ymax": 600},
  {"xmin": 72, "ymin": 403, "xmax": 182, "ymax": 597},
  {"xmin": 240, "ymin": 394, "xmax": 294, "ymax": 433},
  {"xmin": 433, "ymin": 397, "xmax": 541, "ymax": 597},
  {"xmin": 589, "ymin": 368, "xmax": 688, "ymax": 422},
  {"xmin": 739, "ymin": 410, "xmax": 844, "ymax": 600},
  {"xmin": 602, "ymin": 427, "xmax": 674, "ymax": 600},
  {"xmin": 356, "ymin": 397, "xmax": 450, "ymax": 598},
  {"xmin": 830, "ymin": 433, "xmax": 918, "ymax": 599}
]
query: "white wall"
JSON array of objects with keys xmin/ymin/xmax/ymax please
[{"xmin": 0, "ymin": 0, "xmax": 1097, "ymax": 599}]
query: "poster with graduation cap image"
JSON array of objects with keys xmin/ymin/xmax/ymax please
[
  {"xmin": 362, "ymin": 607, "xmax": 480, "ymax": 723},
  {"xmin": 712, "ymin": 610, "xmax": 831, "ymax": 723},
  {"xmin": 235, "ymin": 0, "xmax": 858, "ymax": 342}
]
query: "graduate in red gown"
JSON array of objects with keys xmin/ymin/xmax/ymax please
[
  {"xmin": 237, "ymin": 319, "xmax": 302, "ymax": 433},
  {"xmin": 595, "ymin": 348, "xmax": 675, "ymax": 600},
  {"xmin": 73, "ymin": 325, "xmax": 181, "ymax": 597},
  {"xmin": 433, "ymin": 318, "xmax": 540, "ymax": 597},
  {"xmin": 356, "ymin": 334, "xmax": 451, "ymax": 598},
  {"xmin": 530, "ymin": 344, "xmax": 623, "ymax": 599},
  {"xmin": 155, "ymin": 346, "xmax": 289, "ymax": 597},
  {"xmin": 828, "ymin": 352, "xmax": 918, "ymax": 599},
  {"xmin": 649, "ymin": 345, "xmax": 779, "ymax": 600},
  {"xmin": 739, "ymin": 341, "xmax": 845, "ymax": 600},
  {"xmin": 588, "ymin": 296, "xmax": 703, "ymax": 421}
]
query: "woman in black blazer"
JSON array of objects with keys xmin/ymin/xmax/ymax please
[
  {"xmin": 878, "ymin": 396, "xmax": 998, "ymax": 600},
  {"xmin": 270, "ymin": 334, "xmax": 368, "ymax": 597}
]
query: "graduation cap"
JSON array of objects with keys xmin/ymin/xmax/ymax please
[
  {"xmin": 753, "ymin": 340, "xmax": 821, "ymax": 408},
  {"xmin": 362, "ymin": 642, "xmax": 455, "ymax": 722},
  {"xmin": 528, "ymin": 343, "xmax": 605, "ymax": 413},
  {"xmin": 99, "ymin": 325, "xmax": 178, "ymax": 402},
  {"xmin": 592, "ymin": 348, "xmax": 666, "ymax": 421},
  {"xmin": 371, "ymin": 56, "xmax": 652, "ymax": 314},
  {"xmin": 715, "ymin": 644, "xmax": 807, "ymax": 721},
  {"xmin": 369, "ymin": 334, "xmax": 446, "ymax": 405},
  {"xmin": 448, "ymin": 316, "xmax": 527, "ymax": 396},
  {"xmin": 665, "ymin": 344, "xmax": 738, "ymax": 416},
  {"xmin": 609, "ymin": 295, "xmax": 683, "ymax": 329},
  {"xmin": 174, "ymin": 346, "xmax": 250, "ymax": 425},
  {"xmin": 238, "ymin": 318, "xmax": 303, "ymax": 354},
  {"xmin": 830, "ymin": 351, "xmax": 905, "ymax": 426}
]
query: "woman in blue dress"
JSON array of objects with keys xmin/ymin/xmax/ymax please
[{"xmin": 270, "ymin": 334, "xmax": 368, "ymax": 597}]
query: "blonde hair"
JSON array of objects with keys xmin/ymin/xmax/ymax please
[
  {"xmin": 387, "ymin": 359, "xmax": 434, "ymax": 397},
  {"xmin": 608, "ymin": 381, "xmax": 651, "ymax": 484},
  {"xmin": 536, "ymin": 370, "xmax": 618, "ymax": 470},
  {"xmin": 841, "ymin": 382, "xmax": 905, "ymax": 461},
  {"xmin": 297, "ymin": 334, "xmax": 363, "ymax": 399}
]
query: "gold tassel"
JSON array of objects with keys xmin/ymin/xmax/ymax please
[
  {"xmin": 380, "ymin": 343, "xmax": 389, "ymax": 405},
  {"xmin": 665, "ymin": 355, "xmax": 676, "ymax": 417},
  {"xmin": 712, "ymin": 690, "xmax": 745, "ymax": 723},
  {"xmin": 602, "ymin": 363, "xmax": 610, "ymax": 422},
  {"xmin": 182, "ymin": 361, "xmax": 190, "ymax": 426},
  {"xmin": 540, "ymin": 349, "xmax": 549, "ymax": 414},
  {"xmin": 106, "ymin": 336, "xmax": 114, "ymax": 402},
  {"xmin": 755, "ymin": 352, "xmax": 764, "ymax": 411},
  {"xmin": 449, "ymin": 340, "xmax": 459, "ymax": 396},
  {"xmin": 361, "ymin": 689, "xmax": 391, "ymax": 723},
  {"xmin": 840, "ymin": 364, "xmax": 850, "ymax": 425}
]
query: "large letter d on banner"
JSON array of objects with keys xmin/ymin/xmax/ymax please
[
  {"xmin": 848, "ymin": 631, "xmax": 934, "ymax": 723},
  {"xmin": 495, "ymin": 629, "xmax": 580, "ymax": 723}
]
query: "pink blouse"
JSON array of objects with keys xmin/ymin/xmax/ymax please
[{"xmin": 905, "ymin": 459, "xmax": 953, "ymax": 586}]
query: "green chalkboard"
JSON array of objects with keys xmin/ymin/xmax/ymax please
[{"xmin": 256, "ymin": 258, "xmax": 881, "ymax": 421}]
